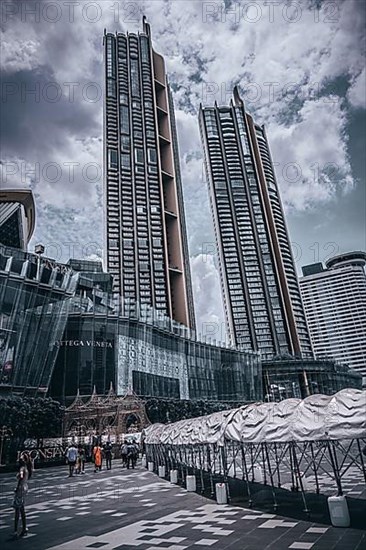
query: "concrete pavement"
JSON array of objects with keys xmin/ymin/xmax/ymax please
[{"xmin": 0, "ymin": 462, "xmax": 365, "ymax": 550}]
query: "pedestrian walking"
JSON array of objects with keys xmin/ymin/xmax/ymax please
[
  {"xmin": 12, "ymin": 454, "xmax": 33, "ymax": 539},
  {"xmin": 120, "ymin": 440, "xmax": 128, "ymax": 468},
  {"xmin": 104, "ymin": 441, "xmax": 113, "ymax": 470},
  {"xmin": 76, "ymin": 444, "xmax": 86, "ymax": 474},
  {"xmin": 93, "ymin": 444, "xmax": 103, "ymax": 472},
  {"xmin": 127, "ymin": 439, "xmax": 138, "ymax": 469},
  {"xmin": 66, "ymin": 443, "xmax": 78, "ymax": 477}
]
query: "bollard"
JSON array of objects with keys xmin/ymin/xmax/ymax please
[
  {"xmin": 170, "ymin": 469, "xmax": 178, "ymax": 484},
  {"xmin": 253, "ymin": 465, "xmax": 264, "ymax": 483},
  {"xmin": 186, "ymin": 475, "xmax": 196, "ymax": 492},
  {"xmin": 148, "ymin": 461, "xmax": 154, "ymax": 472},
  {"xmin": 215, "ymin": 482, "xmax": 227, "ymax": 504},
  {"xmin": 328, "ymin": 495, "xmax": 350, "ymax": 527},
  {"xmin": 158, "ymin": 465, "xmax": 166, "ymax": 478},
  {"xmin": 141, "ymin": 455, "xmax": 147, "ymax": 468}
]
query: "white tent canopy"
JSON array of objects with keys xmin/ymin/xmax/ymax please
[{"xmin": 143, "ymin": 389, "xmax": 366, "ymax": 446}]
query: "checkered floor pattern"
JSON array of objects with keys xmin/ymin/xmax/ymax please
[{"xmin": 0, "ymin": 463, "xmax": 365, "ymax": 549}]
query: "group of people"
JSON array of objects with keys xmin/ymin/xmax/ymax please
[
  {"xmin": 91, "ymin": 441, "xmax": 113, "ymax": 472},
  {"xmin": 120, "ymin": 439, "xmax": 139, "ymax": 469},
  {"xmin": 91, "ymin": 439, "xmax": 139, "ymax": 471},
  {"xmin": 11, "ymin": 438, "xmax": 140, "ymax": 538},
  {"xmin": 65, "ymin": 440, "xmax": 126, "ymax": 475},
  {"xmin": 65, "ymin": 443, "xmax": 86, "ymax": 476}
]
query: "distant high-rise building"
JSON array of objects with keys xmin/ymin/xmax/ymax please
[
  {"xmin": 300, "ymin": 252, "xmax": 366, "ymax": 385},
  {"xmin": 199, "ymin": 87, "xmax": 313, "ymax": 360},
  {"xmin": 0, "ymin": 189, "xmax": 35, "ymax": 251},
  {"xmin": 103, "ymin": 18, "xmax": 195, "ymax": 329}
]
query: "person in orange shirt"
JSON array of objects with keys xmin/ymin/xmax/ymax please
[{"xmin": 93, "ymin": 444, "xmax": 102, "ymax": 473}]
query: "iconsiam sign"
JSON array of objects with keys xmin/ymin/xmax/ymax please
[{"xmin": 17, "ymin": 445, "xmax": 67, "ymax": 463}]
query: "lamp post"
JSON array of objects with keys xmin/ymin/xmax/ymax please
[
  {"xmin": 0, "ymin": 426, "xmax": 13, "ymax": 466},
  {"xmin": 34, "ymin": 243, "xmax": 45, "ymax": 280}
]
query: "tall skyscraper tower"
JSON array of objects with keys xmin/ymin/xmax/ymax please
[
  {"xmin": 103, "ymin": 18, "xmax": 195, "ymax": 329},
  {"xmin": 199, "ymin": 87, "xmax": 313, "ymax": 360},
  {"xmin": 300, "ymin": 252, "xmax": 366, "ymax": 385}
]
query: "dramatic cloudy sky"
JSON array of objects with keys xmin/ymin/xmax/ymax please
[{"xmin": 1, "ymin": 0, "xmax": 365, "ymax": 336}]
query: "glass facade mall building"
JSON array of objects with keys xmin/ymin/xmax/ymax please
[
  {"xmin": 0, "ymin": 244, "xmax": 261, "ymax": 404},
  {"xmin": 1, "ymin": 245, "xmax": 361, "ymax": 403},
  {"xmin": 0, "ymin": 245, "xmax": 77, "ymax": 392},
  {"xmin": 50, "ymin": 311, "xmax": 261, "ymax": 405}
]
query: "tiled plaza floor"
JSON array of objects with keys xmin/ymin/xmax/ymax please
[{"xmin": 0, "ymin": 463, "xmax": 365, "ymax": 549}]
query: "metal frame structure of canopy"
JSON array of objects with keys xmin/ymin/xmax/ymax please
[{"xmin": 143, "ymin": 389, "xmax": 366, "ymax": 513}]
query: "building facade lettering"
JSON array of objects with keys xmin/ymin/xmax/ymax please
[{"xmin": 54, "ymin": 340, "xmax": 113, "ymax": 348}]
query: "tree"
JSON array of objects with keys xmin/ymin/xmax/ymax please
[
  {"xmin": 0, "ymin": 396, "xmax": 64, "ymax": 442},
  {"xmin": 0, "ymin": 396, "xmax": 30, "ymax": 438},
  {"xmin": 144, "ymin": 397, "xmax": 241, "ymax": 424},
  {"xmin": 26, "ymin": 398, "xmax": 64, "ymax": 444}
]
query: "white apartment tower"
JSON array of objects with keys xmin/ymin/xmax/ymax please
[{"xmin": 300, "ymin": 252, "xmax": 366, "ymax": 385}]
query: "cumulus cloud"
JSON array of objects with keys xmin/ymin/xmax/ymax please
[
  {"xmin": 268, "ymin": 98, "xmax": 353, "ymax": 211},
  {"xmin": 28, "ymin": 200, "xmax": 103, "ymax": 264},
  {"xmin": 347, "ymin": 68, "xmax": 366, "ymax": 109},
  {"xmin": 156, "ymin": 0, "xmax": 364, "ymax": 211},
  {"xmin": 0, "ymin": 38, "xmax": 41, "ymax": 72},
  {"xmin": 190, "ymin": 253, "xmax": 226, "ymax": 342}
]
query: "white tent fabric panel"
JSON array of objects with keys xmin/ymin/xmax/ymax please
[
  {"xmin": 225, "ymin": 398, "xmax": 302, "ymax": 443},
  {"xmin": 145, "ymin": 409, "xmax": 236, "ymax": 446},
  {"xmin": 325, "ymin": 389, "xmax": 366, "ymax": 440},
  {"xmin": 143, "ymin": 389, "xmax": 366, "ymax": 445}
]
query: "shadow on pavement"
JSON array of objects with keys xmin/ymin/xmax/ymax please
[{"xmin": 182, "ymin": 470, "xmax": 366, "ymax": 530}]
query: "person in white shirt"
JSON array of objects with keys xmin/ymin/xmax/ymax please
[{"xmin": 66, "ymin": 444, "xmax": 78, "ymax": 477}]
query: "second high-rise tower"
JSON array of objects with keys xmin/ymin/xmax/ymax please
[{"xmin": 199, "ymin": 87, "xmax": 313, "ymax": 359}]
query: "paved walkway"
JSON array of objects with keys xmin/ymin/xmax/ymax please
[{"xmin": 0, "ymin": 463, "xmax": 365, "ymax": 549}]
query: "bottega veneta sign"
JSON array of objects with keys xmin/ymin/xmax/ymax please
[{"xmin": 54, "ymin": 340, "xmax": 113, "ymax": 348}]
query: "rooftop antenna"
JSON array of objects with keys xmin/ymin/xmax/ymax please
[
  {"xmin": 233, "ymin": 85, "xmax": 244, "ymax": 107},
  {"xmin": 142, "ymin": 15, "xmax": 151, "ymax": 37}
]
